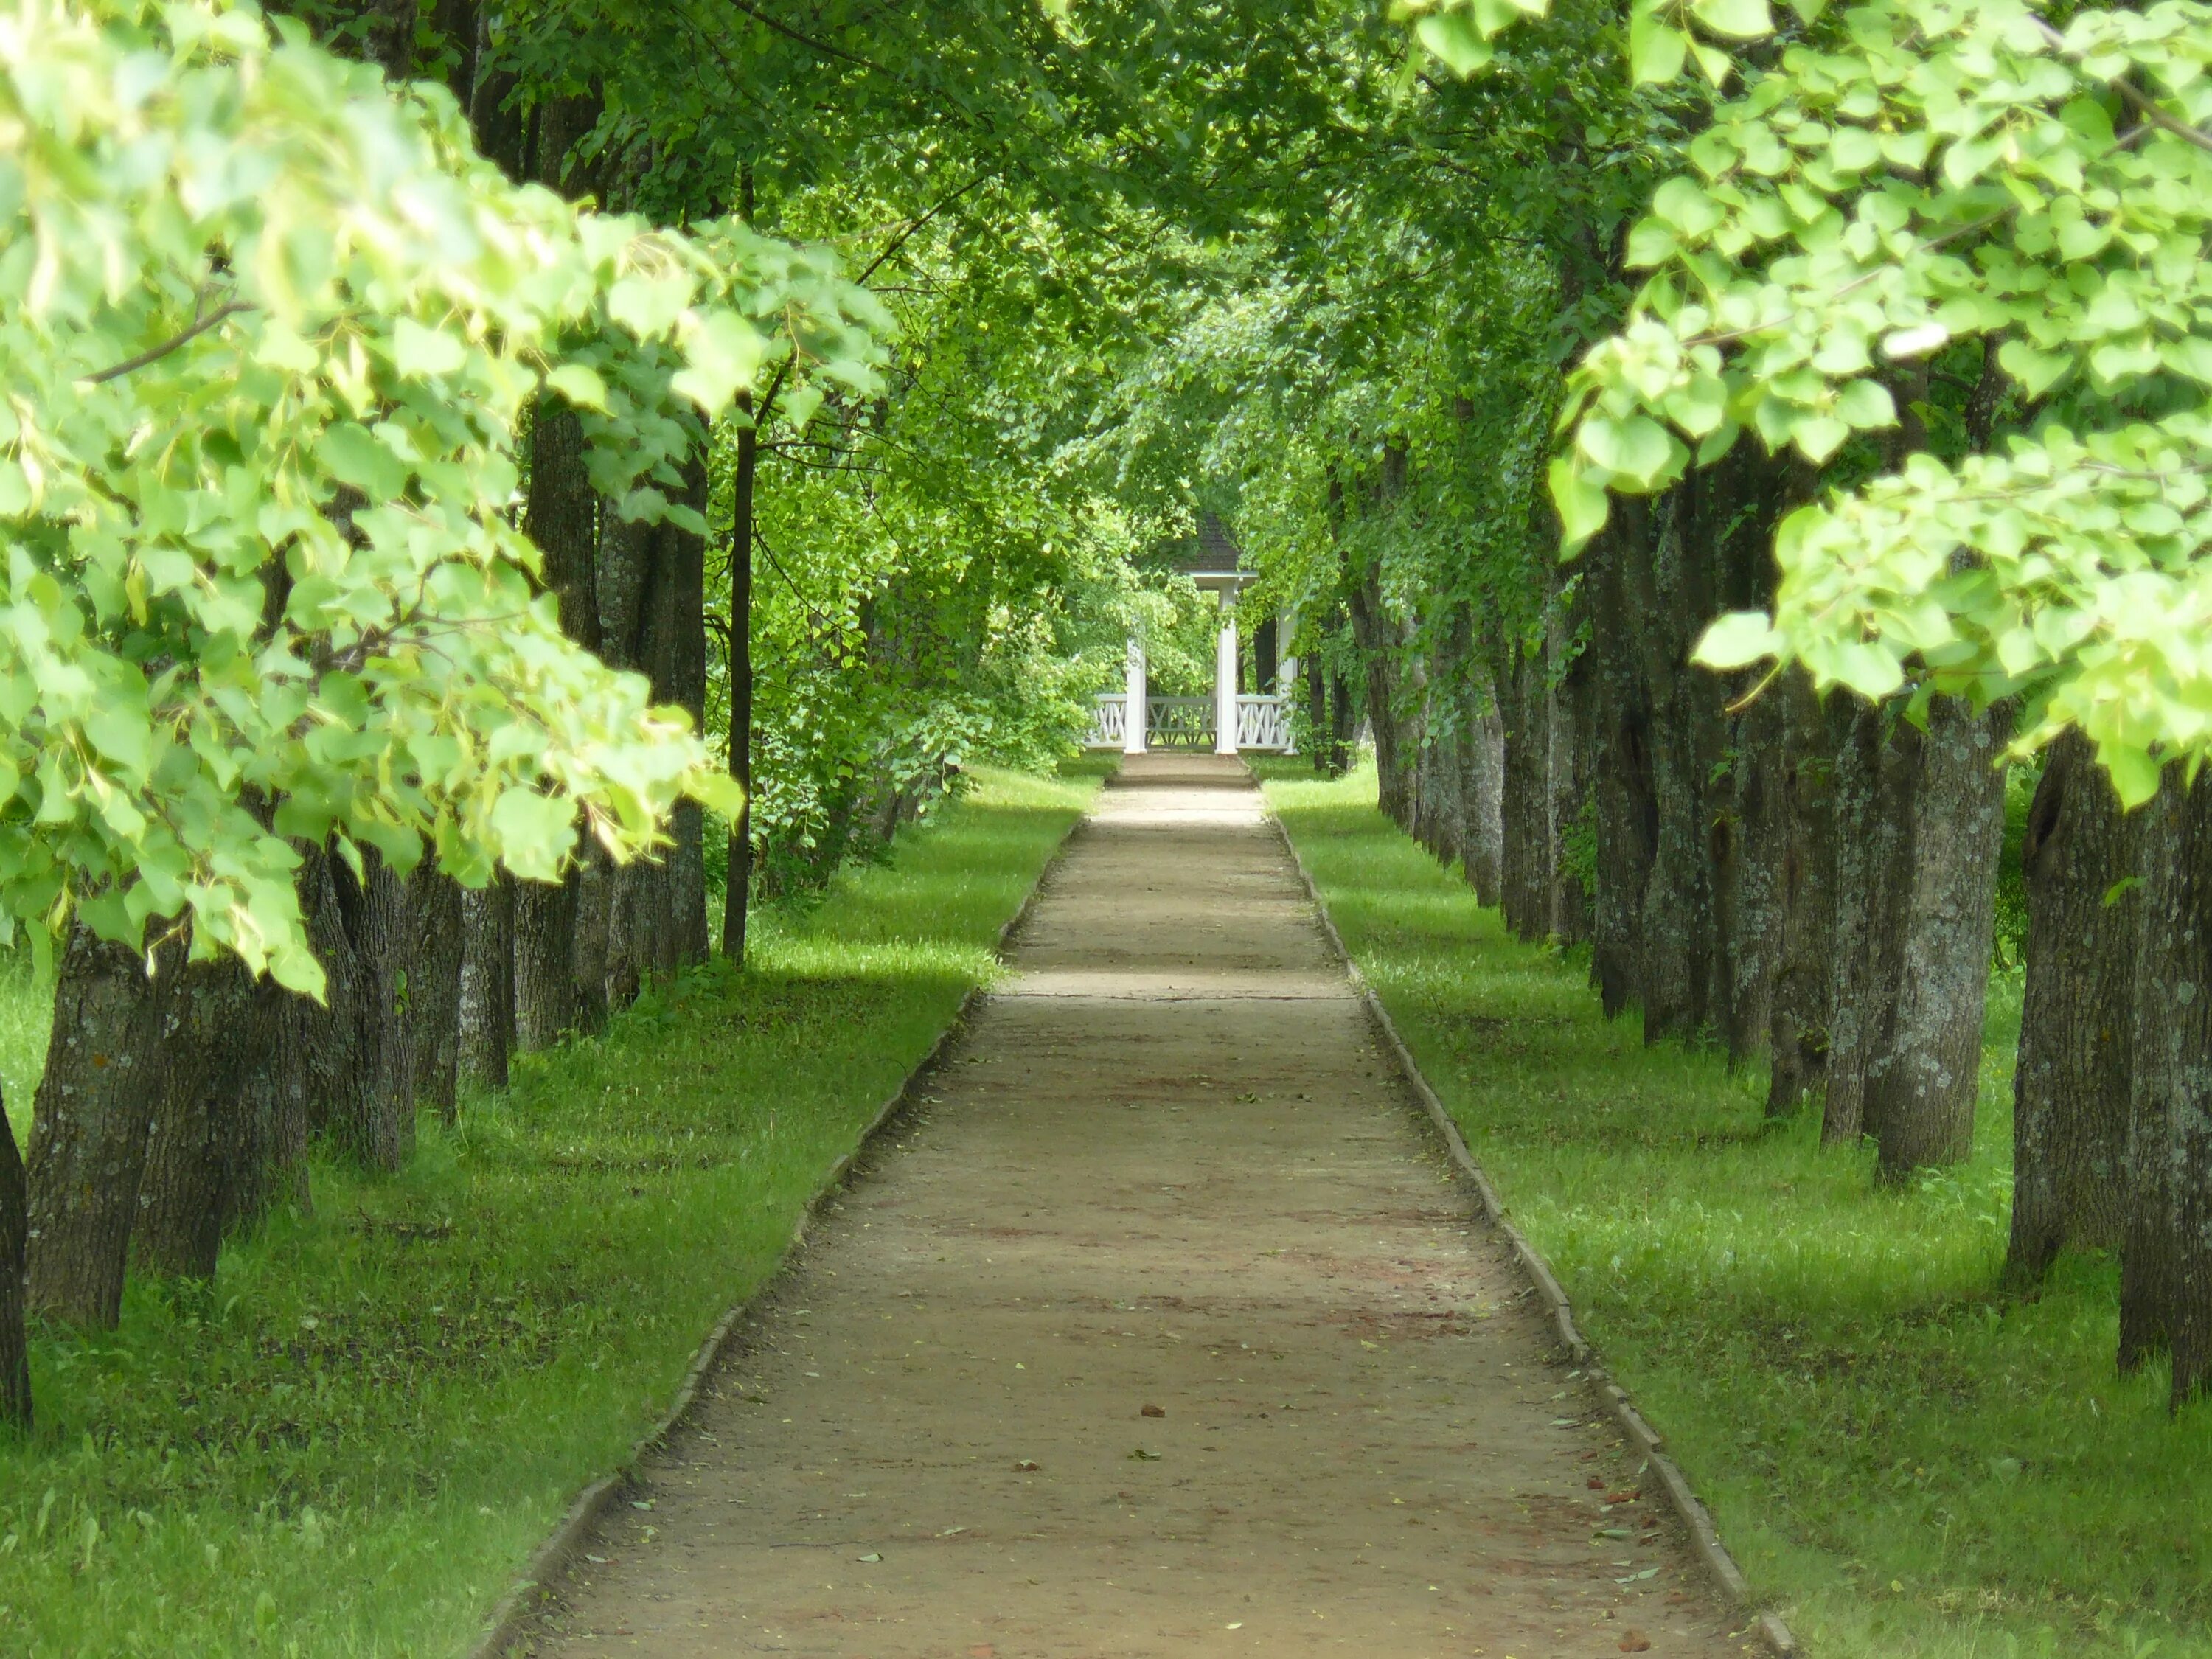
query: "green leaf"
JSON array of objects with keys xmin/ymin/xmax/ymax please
[
  {"xmin": 392, "ymin": 318, "xmax": 467, "ymax": 378},
  {"xmin": 1693, "ymin": 610, "xmax": 1783, "ymax": 669},
  {"xmin": 1689, "ymin": 0, "xmax": 1770, "ymax": 42},
  {"xmin": 1628, "ymin": 12, "xmax": 1688, "ymax": 83},
  {"xmin": 1549, "ymin": 456, "xmax": 1612, "ymax": 553},
  {"xmin": 1415, "ymin": 11, "xmax": 1493, "ymax": 76}
]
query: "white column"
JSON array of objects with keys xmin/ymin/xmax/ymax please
[
  {"xmin": 1277, "ymin": 607, "xmax": 1298, "ymax": 755},
  {"xmin": 1122, "ymin": 635, "xmax": 1147, "ymax": 755},
  {"xmin": 1214, "ymin": 591, "xmax": 1239, "ymax": 757}
]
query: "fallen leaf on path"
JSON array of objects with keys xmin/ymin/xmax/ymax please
[
  {"xmin": 1618, "ymin": 1631, "xmax": 1652, "ymax": 1653},
  {"xmin": 1141, "ymin": 1404, "xmax": 1166, "ymax": 1418},
  {"xmin": 1129, "ymin": 1447, "xmax": 1161, "ymax": 1461},
  {"xmin": 969, "ymin": 1647, "xmax": 995, "ymax": 1658},
  {"xmin": 857, "ymin": 1552, "xmax": 882, "ymax": 1563},
  {"xmin": 1014, "ymin": 1460, "xmax": 1040, "ymax": 1472},
  {"xmin": 1587, "ymin": 1478, "xmax": 1605, "ymax": 1490},
  {"xmin": 939, "ymin": 1526, "xmax": 968, "ymax": 1537},
  {"xmin": 1615, "ymin": 1567, "xmax": 1660, "ymax": 1583},
  {"xmin": 1604, "ymin": 1489, "xmax": 1641, "ymax": 1504}
]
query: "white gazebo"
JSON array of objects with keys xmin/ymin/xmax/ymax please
[{"xmin": 1088, "ymin": 516, "xmax": 1295, "ymax": 757}]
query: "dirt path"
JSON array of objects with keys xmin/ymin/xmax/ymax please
[{"xmin": 524, "ymin": 754, "xmax": 1757, "ymax": 1658}]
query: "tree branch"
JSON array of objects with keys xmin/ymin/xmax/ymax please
[{"xmin": 81, "ymin": 301, "xmax": 251, "ymax": 386}]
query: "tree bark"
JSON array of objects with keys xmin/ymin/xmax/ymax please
[
  {"xmin": 723, "ymin": 400, "xmax": 759, "ymax": 963},
  {"xmin": 1462, "ymin": 665, "xmax": 1506, "ymax": 906},
  {"xmin": 1765, "ymin": 675, "xmax": 1845, "ymax": 1116},
  {"xmin": 226, "ymin": 975, "xmax": 311, "ymax": 1231},
  {"xmin": 0, "ymin": 1101, "xmax": 29, "ymax": 1430},
  {"xmin": 513, "ymin": 877, "xmax": 576, "ymax": 1051},
  {"xmin": 24, "ymin": 928, "xmax": 172, "ymax": 1328},
  {"xmin": 1866, "ymin": 697, "xmax": 2009, "ymax": 1180},
  {"xmin": 1584, "ymin": 507, "xmax": 1659, "ymax": 1021},
  {"xmin": 2006, "ymin": 732, "xmax": 2133, "ymax": 1282},
  {"xmin": 456, "ymin": 877, "xmax": 514, "ymax": 1091},
  {"xmin": 1495, "ymin": 641, "xmax": 1554, "ymax": 942},
  {"xmin": 2118, "ymin": 765, "xmax": 2212, "ymax": 1406},
  {"xmin": 325, "ymin": 849, "xmax": 418, "ymax": 1172},
  {"xmin": 1714, "ymin": 686, "xmax": 1787, "ymax": 1066},
  {"xmin": 410, "ymin": 865, "xmax": 465, "ymax": 1126},
  {"xmin": 1824, "ymin": 702, "xmax": 1914, "ymax": 1144},
  {"xmin": 569, "ymin": 850, "xmax": 611, "ymax": 1037},
  {"xmin": 133, "ymin": 955, "xmax": 257, "ymax": 1279},
  {"xmin": 1546, "ymin": 594, "xmax": 1593, "ymax": 945}
]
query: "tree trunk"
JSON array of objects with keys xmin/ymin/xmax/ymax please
[
  {"xmin": 0, "ymin": 1102, "xmax": 29, "ymax": 1430},
  {"xmin": 1583, "ymin": 506, "xmax": 1658, "ymax": 1020},
  {"xmin": 1824, "ymin": 702, "xmax": 1913, "ymax": 1144},
  {"xmin": 226, "ymin": 975, "xmax": 311, "ymax": 1231},
  {"xmin": 1866, "ymin": 697, "xmax": 2009, "ymax": 1180},
  {"xmin": 1714, "ymin": 686, "xmax": 1787, "ymax": 1066},
  {"xmin": 2007, "ymin": 731, "xmax": 2133, "ymax": 1282},
  {"xmin": 517, "ymin": 389, "xmax": 598, "ymax": 1035},
  {"xmin": 133, "ymin": 955, "xmax": 257, "ymax": 1279},
  {"xmin": 2118, "ymin": 765, "xmax": 2212, "ymax": 1406},
  {"xmin": 1546, "ymin": 594, "xmax": 1593, "ymax": 945},
  {"xmin": 723, "ymin": 402, "xmax": 759, "ymax": 963},
  {"xmin": 1348, "ymin": 560, "xmax": 1411, "ymax": 830},
  {"xmin": 1495, "ymin": 641, "xmax": 1554, "ymax": 942},
  {"xmin": 1765, "ymin": 675, "xmax": 1845, "ymax": 1116},
  {"xmin": 569, "ymin": 849, "xmax": 611, "ymax": 1037},
  {"xmin": 1462, "ymin": 665, "xmax": 1506, "ymax": 906},
  {"xmin": 24, "ymin": 928, "xmax": 171, "ymax": 1328},
  {"xmin": 410, "ymin": 866, "xmax": 465, "ymax": 1127},
  {"xmin": 513, "ymin": 877, "xmax": 577, "ymax": 1051},
  {"xmin": 326, "ymin": 850, "xmax": 417, "ymax": 1172},
  {"xmin": 456, "ymin": 877, "xmax": 514, "ymax": 1091}
]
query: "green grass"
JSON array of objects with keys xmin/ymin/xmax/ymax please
[
  {"xmin": 1258, "ymin": 757, "xmax": 2211, "ymax": 1659},
  {"xmin": 0, "ymin": 762, "xmax": 1099, "ymax": 1658}
]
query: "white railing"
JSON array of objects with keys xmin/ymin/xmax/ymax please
[
  {"xmin": 1087, "ymin": 692, "xmax": 1293, "ymax": 751},
  {"xmin": 1146, "ymin": 696, "xmax": 1216, "ymax": 749},
  {"xmin": 1088, "ymin": 693, "xmax": 1127, "ymax": 748},
  {"xmin": 1237, "ymin": 694, "xmax": 1291, "ymax": 751}
]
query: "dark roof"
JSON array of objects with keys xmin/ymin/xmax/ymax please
[{"xmin": 1166, "ymin": 512, "xmax": 1245, "ymax": 574}]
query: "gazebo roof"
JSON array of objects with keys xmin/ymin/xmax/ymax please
[{"xmin": 1164, "ymin": 513, "xmax": 1253, "ymax": 585}]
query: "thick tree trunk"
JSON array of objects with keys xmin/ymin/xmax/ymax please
[
  {"xmin": 518, "ymin": 389, "xmax": 598, "ymax": 1035},
  {"xmin": 133, "ymin": 955, "xmax": 257, "ymax": 1279},
  {"xmin": 1584, "ymin": 508, "xmax": 1658, "ymax": 1020},
  {"xmin": 24, "ymin": 929, "xmax": 171, "ymax": 1328},
  {"xmin": 569, "ymin": 851, "xmax": 611, "ymax": 1037},
  {"xmin": 327, "ymin": 850, "xmax": 418, "ymax": 1172},
  {"xmin": 0, "ymin": 1103, "xmax": 28, "ymax": 1430},
  {"xmin": 1824, "ymin": 703, "xmax": 1913, "ymax": 1144},
  {"xmin": 410, "ymin": 866, "xmax": 465, "ymax": 1126},
  {"xmin": 2007, "ymin": 732, "xmax": 2133, "ymax": 1282},
  {"xmin": 1546, "ymin": 597, "xmax": 1593, "ymax": 945},
  {"xmin": 513, "ymin": 878, "xmax": 577, "ymax": 1051},
  {"xmin": 2118, "ymin": 765, "xmax": 2212, "ymax": 1406},
  {"xmin": 1765, "ymin": 676, "xmax": 1845, "ymax": 1116},
  {"xmin": 668, "ymin": 457, "xmax": 712, "ymax": 964},
  {"xmin": 1349, "ymin": 562, "xmax": 1411, "ymax": 830},
  {"xmin": 1866, "ymin": 698, "xmax": 2008, "ymax": 1180},
  {"xmin": 723, "ymin": 405, "xmax": 759, "ymax": 963},
  {"xmin": 1495, "ymin": 643, "xmax": 1554, "ymax": 942},
  {"xmin": 456, "ymin": 877, "xmax": 514, "ymax": 1091},
  {"xmin": 1714, "ymin": 687, "xmax": 1787, "ymax": 1066},
  {"xmin": 1462, "ymin": 666, "xmax": 1506, "ymax": 906},
  {"xmin": 226, "ymin": 976, "xmax": 311, "ymax": 1231}
]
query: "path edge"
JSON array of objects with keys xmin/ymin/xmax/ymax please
[
  {"xmin": 467, "ymin": 806, "xmax": 1091, "ymax": 1659},
  {"xmin": 1265, "ymin": 810, "xmax": 1801, "ymax": 1659}
]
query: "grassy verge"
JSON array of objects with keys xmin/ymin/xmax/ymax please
[
  {"xmin": 1257, "ymin": 756, "xmax": 2210, "ymax": 1659},
  {"xmin": 0, "ymin": 761, "xmax": 1100, "ymax": 1658}
]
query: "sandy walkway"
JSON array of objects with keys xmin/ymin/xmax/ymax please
[{"xmin": 522, "ymin": 754, "xmax": 1756, "ymax": 1658}]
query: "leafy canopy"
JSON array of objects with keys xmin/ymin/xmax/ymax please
[
  {"xmin": 1, "ymin": 0, "xmax": 886, "ymax": 992},
  {"xmin": 1410, "ymin": 0, "xmax": 2212, "ymax": 802}
]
